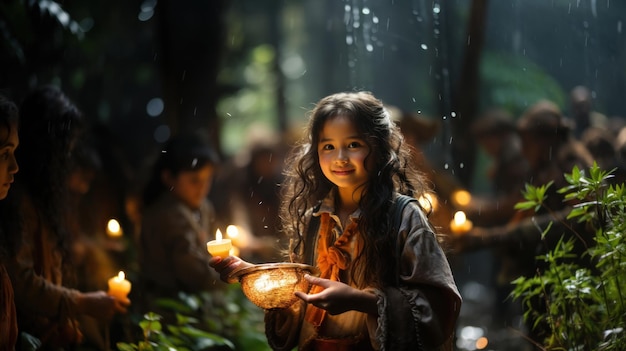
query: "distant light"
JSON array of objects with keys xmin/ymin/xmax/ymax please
[
  {"xmin": 146, "ymin": 98, "xmax": 164, "ymax": 117},
  {"xmin": 453, "ymin": 190, "xmax": 472, "ymax": 206},
  {"xmin": 154, "ymin": 125, "xmax": 170, "ymax": 143},
  {"xmin": 476, "ymin": 336, "xmax": 489, "ymax": 349},
  {"xmin": 107, "ymin": 219, "xmax": 123, "ymax": 237}
]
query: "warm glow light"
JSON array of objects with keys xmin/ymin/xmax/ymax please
[
  {"xmin": 226, "ymin": 225, "xmax": 239, "ymax": 240},
  {"xmin": 454, "ymin": 211, "xmax": 467, "ymax": 225},
  {"xmin": 216, "ymin": 229, "xmax": 223, "ymax": 241},
  {"xmin": 117, "ymin": 271, "xmax": 125, "ymax": 280},
  {"xmin": 453, "ymin": 190, "xmax": 472, "ymax": 206},
  {"xmin": 106, "ymin": 219, "xmax": 122, "ymax": 237},
  {"xmin": 450, "ymin": 210, "xmax": 472, "ymax": 235},
  {"xmin": 475, "ymin": 336, "xmax": 489, "ymax": 349},
  {"xmin": 418, "ymin": 193, "xmax": 438, "ymax": 213}
]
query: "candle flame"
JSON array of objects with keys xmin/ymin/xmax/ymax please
[
  {"xmin": 453, "ymin": 211, "xmax": 467, "ymax": 225},
  {"xmin": 216, "ymin": 229, "xmax": 222, "ymax": 241},
  {"xmin": 107, "ymin": 219, "xmax": 122, "ymax": 237},
  {"xmin": 117, "ymin": 271, "xmax": 125, "ymax": 280}
]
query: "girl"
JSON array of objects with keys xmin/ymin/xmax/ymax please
[
  {"xmin": 0, "ymin": 93, "xmax": 19, "ymax": 349},
  {"xmin": 5, "ymin": 86, "xmax": 128, "ymax": 349},
  {"xmin": 211, "ymin": 91, "xmax": 461, "ymax": 350}
]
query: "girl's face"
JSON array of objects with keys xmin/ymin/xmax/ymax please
[
  {"xmin": 162, "ymin": 163, "xmax": 214, "ymax": 210},
  {"xmin": 318, "ymin": 115, "xmax": 371, "ymax": 196},
  {"xmin": 0, "ymin": 124, "xmax": 19, "ymax": 200}
]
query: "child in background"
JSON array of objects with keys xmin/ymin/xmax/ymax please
[
  {"xmin": 0, "ymin": 93, "xmax": 20, "ymax": 349},
  {"xmin": 211, "ymin": 91, "xmax": 461, "ymax": 350},
  {"xmin": 139, "ymin": 131, "xmax": 224, "ymax": 323}
]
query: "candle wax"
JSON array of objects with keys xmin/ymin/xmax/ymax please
[
  {"xmin": 207, "ymin": 238, "xmax": 232, "ymax": 257},
  {"xmin": 108, "ymin": 271, "xmax": 131, "ymax": 300}
]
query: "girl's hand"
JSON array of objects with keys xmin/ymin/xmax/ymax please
[
  {"xmin": 208, "ymin": 256, "xmax": 254, "ymax": 283},
  {"xmin": 295, "ymin": 274, "xmax": 378, "ymax": 315}
]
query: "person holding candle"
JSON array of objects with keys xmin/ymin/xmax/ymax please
[
  {"xmin": 139, "ymin": 130, "xmax": 225, "ymax": 324},
  {"xmin": 210, "ymin": 91, "xmax": 462, "ymax": 350},
  {"xmin": 4, "ymin": 86, "xmax": 129, "ymax": 350},
  {"xmin": 0, "ymin": 94, "xmax": 20, "ymax": 349}
]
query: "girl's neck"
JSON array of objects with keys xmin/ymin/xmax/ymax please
[{"xmin": 335, "ymin": 188, "xmax": 360, "ymax": 227}]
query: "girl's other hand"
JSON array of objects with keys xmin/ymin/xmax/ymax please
[
  {"xmin": 208, "ymin": 256, "xmax": 254, "ymax": 283},
  {"xmin": 295, "ymin": 275, "xmax": 377, "ymax": 315}
]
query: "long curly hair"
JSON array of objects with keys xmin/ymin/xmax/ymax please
[
  {"xmin": 281, "ymin": 91, "xmax": 431, "ymax": 287},
  {"xmin": 12, "ymin": 86, "xmax": 84, "ymax": 256}
]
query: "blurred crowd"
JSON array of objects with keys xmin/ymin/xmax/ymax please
[{"xmin": 0, "ymin": 83, "xmax": 624, "ymax": 350}]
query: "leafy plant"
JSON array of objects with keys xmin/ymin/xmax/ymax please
[
  {"xmin": 119, "ymin": 284, "xmax": 271, "ymax": 351},
  {"xmin": 510, "ymin": 163, "xmax": 626, "ymax": 350},
  {"xmin": 117, "ymin": 312, "xmax": 234, "ymax": 351}
]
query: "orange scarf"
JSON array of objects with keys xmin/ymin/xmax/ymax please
[{"xmin": 304, "ymin": 213, "xmax": 358, "ymax": 328}]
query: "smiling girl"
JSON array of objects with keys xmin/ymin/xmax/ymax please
[{"xmin": 211, "ymin": 91, "xmax": 461, "ymax": 351}]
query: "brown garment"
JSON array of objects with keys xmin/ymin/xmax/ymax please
[
  {"xmin": 0, "ymin": 264, "xmax": 18, "ymax": 350},
  {"xmin": 5, "ymin": 191, "xmax": 83, "ymax": 349},
  {"xmin": 265, "ymin": 192, "xmax": 461, "ymax": 351}
]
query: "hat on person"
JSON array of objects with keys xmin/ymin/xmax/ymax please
[
  {"xmin": 517, "ymin": 100, "xmax": 572, "ymax": 135},
  {"xmin": 471, "ymin": 108, "xmax": 516, "ymax": 138}
]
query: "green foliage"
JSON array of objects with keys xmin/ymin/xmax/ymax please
[
  {"xmin": 480, "ymin": 51, "xmax": 566, "ymax": 116},
  {"xmin": 511, "ymin": 163, "xmax": 626, "ymax": 350},
  {"xmin": 119, "ymin": 284, "xmax": 271, "ymax": 351}
]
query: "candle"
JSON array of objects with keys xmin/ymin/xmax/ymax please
[
  {"xmin": 449, "ymin": 210, "xmax": 473, "ymax": 235},
  {"xmin": 108, "ymin": 271, "xmax": 131, "ymax": 300},
  {"xmin": 106, "ymin": 219, "xmax": 123, "ymax": 238},
  {"xmin": 207, "ymin": 229, "xmax": 232, "ymax": 257}
]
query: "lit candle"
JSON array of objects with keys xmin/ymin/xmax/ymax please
[
  {"xmin": 106, "ymin": 219, "xmax": 123, "ymax": 238},
  {"xmin": 108, "ymin": 271, "xmax": 131, "ymax": 300},
  {"xmin": 206, "ymin": 229, "xmax": 232, "ymax": 257},
  {"xmin": 449, "ymin": 210, "xmax": 473, "ymax": 235}
]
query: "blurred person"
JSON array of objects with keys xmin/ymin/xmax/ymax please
[
  {"xmin": 391, "ymin": 106, "xmax": 461, "ymax": 234},
  {"xmin": 459, "ymin": 108, "xmax": 530, "ymax": 227},
  {"xmin": 568, "ymin": 85, "xmax": 608, "ymax": 138},
  {"xmin": 451, "ymin": 100, "xmax": 595, "ymax": 343},
  {"xmin": 212, "ymin": 124, "xmax": 291, "ymax": 262},
  {"xmin": 5, "ymin": 86, "xmax": 128, "ymax": 350},
  {"xmin": 0, "ymin": 93, "xmax": 20, "ymax": 350},
  {"xmin": 581, "ymin": 126, "xmax": 626, "ymax": 185},
  {"xmin": 138, "ymin": 130, "xmax": 225, "ymax": 324},
  {"xmin": 65, "ymin": 140, "xmax": 124, "ymax": 349}
]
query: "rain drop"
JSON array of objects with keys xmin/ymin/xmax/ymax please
[
  {"xmin": 154, "ymin": 124, "xmax": 170, "ymax": 143},
  {"xmin": 146, "ymin": 97, "xmax": 164, "ymax": 117},
  {"xmin": 420, "ymin": 44, "xmax": 428, "ymax": 50}
]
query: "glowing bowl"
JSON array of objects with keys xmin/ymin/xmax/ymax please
[{"xmin": 227, "ymin": 262, "xmax": 320, "ymax": 310}]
